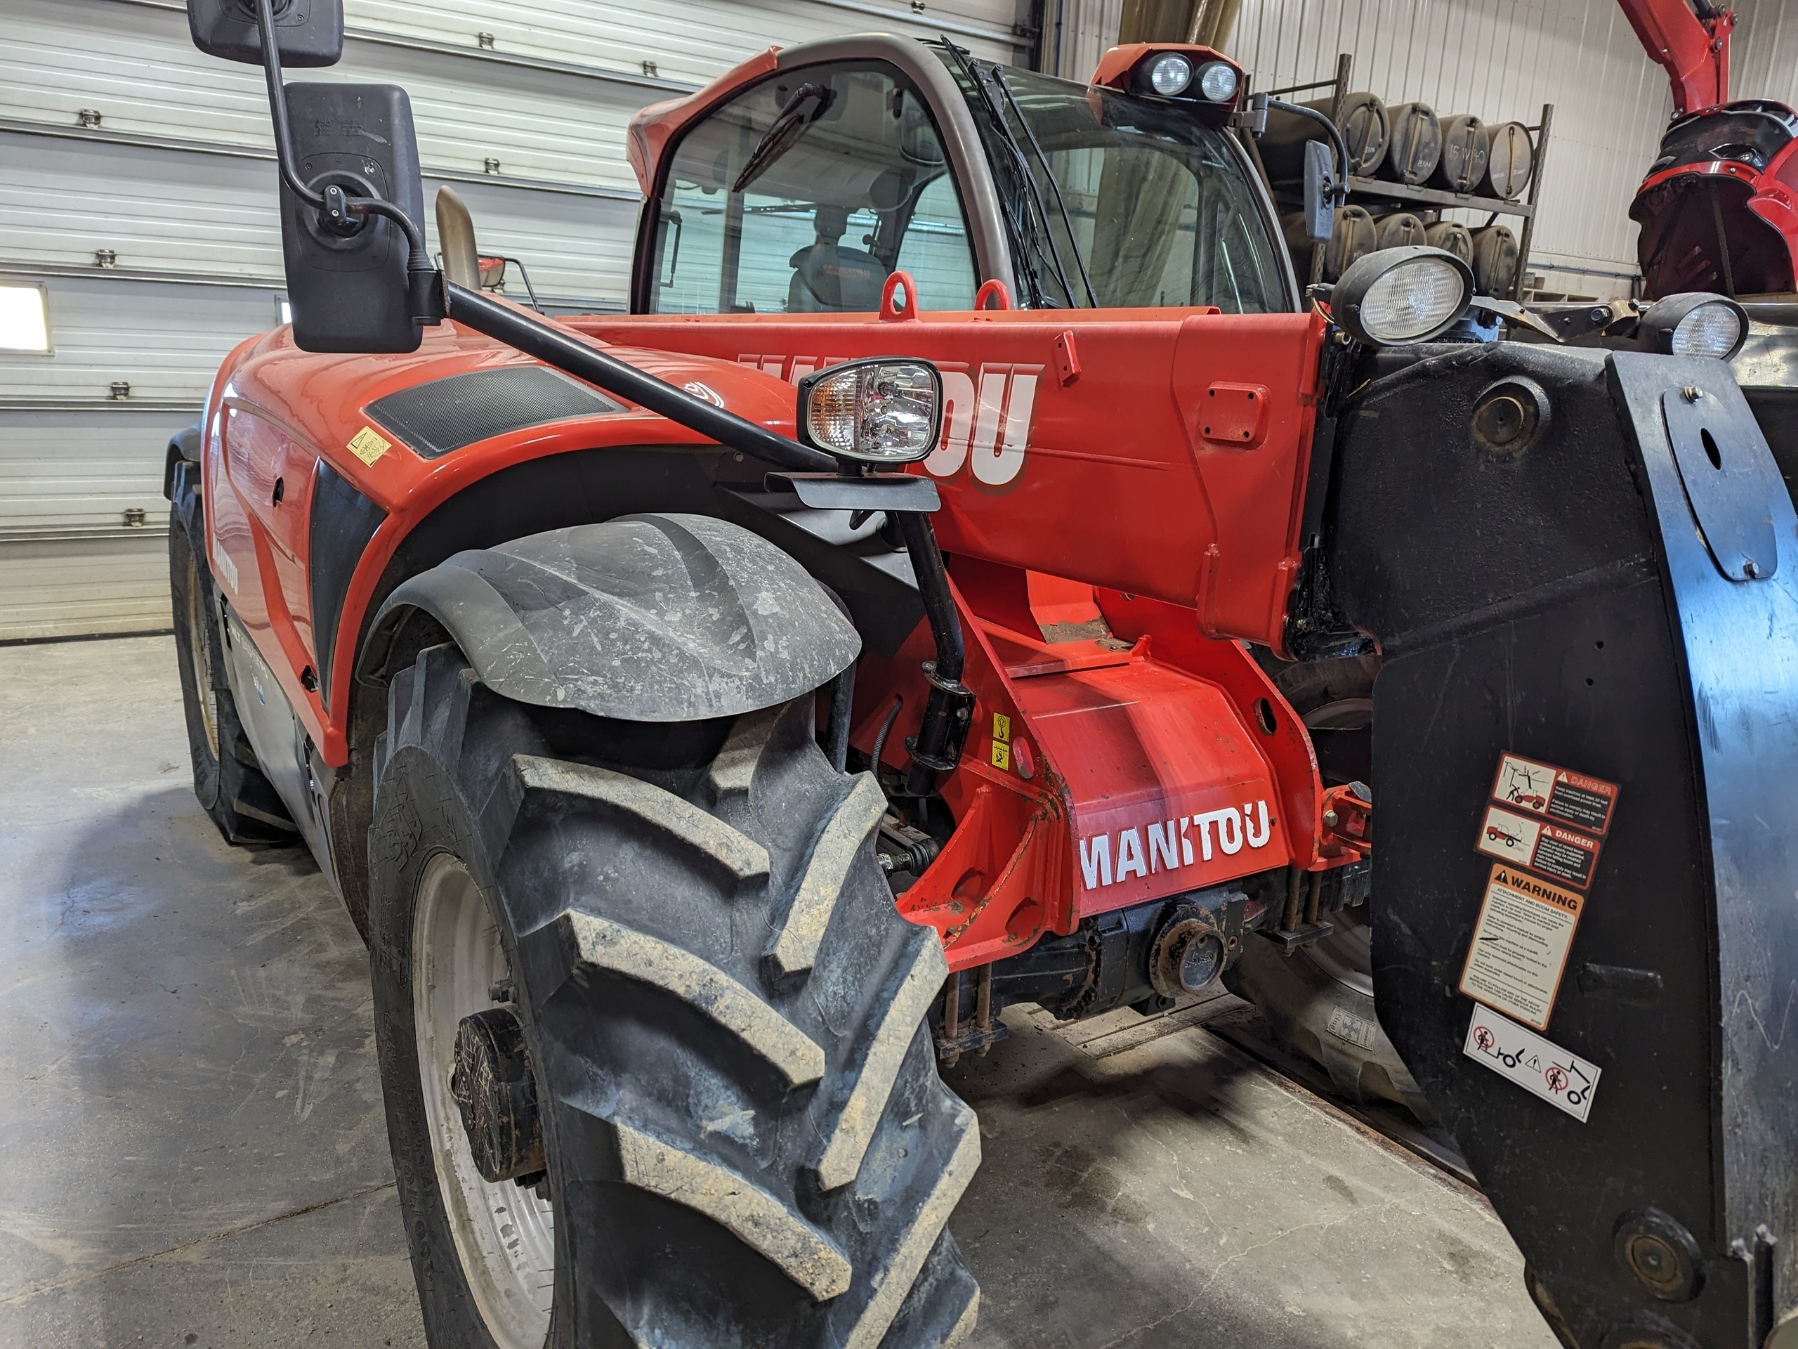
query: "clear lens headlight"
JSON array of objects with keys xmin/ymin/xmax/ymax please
[
  {"xmin": 1197, "ymin": 61, "xmax": 1239, "ymax": 102},
  {"xmin": 801, "ymin": 360, "xmax": 942, "ymax": 463},
  {"xmin": 1148, "ymin": 53, "xmax": 1193, "ymax": 97},
  {"xmin": 1359, "ymin": 258, "xmax": 1467, "ymax": 340},
  {"xmin": 1637, "ymin": 292, "xmax": 1749, "ymax": 360},
  {"xmin": 1670, "ymin": 302, "xmax": 1745, "ymax": 358}
]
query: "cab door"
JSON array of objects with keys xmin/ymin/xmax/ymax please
[{"xmin": 636, "ymin": 60, "xmax": 981, "ymax": 317}]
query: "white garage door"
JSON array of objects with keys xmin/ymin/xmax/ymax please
[{"xmin": 0, "ymin": 0, "xmax": 1032, "ymax": 640}]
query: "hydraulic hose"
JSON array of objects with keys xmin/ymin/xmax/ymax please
[{"xmin": 897, "ymin": 510, "xmax": 973, "ymax": 796}]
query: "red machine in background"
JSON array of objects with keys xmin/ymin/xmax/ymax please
[{"xmin": 1621, "ymin": 0, "xmax": 1798, "ymax": 297}]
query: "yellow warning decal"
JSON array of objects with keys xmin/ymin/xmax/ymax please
[
  {"xmin": 991, "ymin": 740, "xmax": 1011, "ymax": 771},
  {"xmin": 992, "ymin": 712, "xmax": 1011, "ymax": 743},
  {"xmin": 347, "ymin": 426, "xmax": 391, "ymax": 466}
]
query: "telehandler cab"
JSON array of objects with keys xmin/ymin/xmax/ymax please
[{"xmin": 164, "ymin": 2, "xmax": 1798, "ymax": 1345}]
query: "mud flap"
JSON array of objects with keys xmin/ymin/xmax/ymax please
[{"xmin": 1329, "ymin": 343, "xmax": 1798, "ymax": 1348}]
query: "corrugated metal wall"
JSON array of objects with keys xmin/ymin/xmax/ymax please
[
  {"xmin": 1228, "ymin": 0, "xmax": 1669, "ymax": 287},
  {"xmin": 1050, "ymin": 0, "xmax": 1798, "ymax": 293},
  {"xmin": 0, "ymin": 0, "xmax": 1029, "ymax": 641},
  {"xmin": 1730, "ymin": 0, "xmax": 1798, "ymax": 106}
]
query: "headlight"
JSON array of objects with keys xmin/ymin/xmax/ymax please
[
  {"xmin": 797, "ymin": 359, "xmax": 943, "ymax": 464},
  {"xmin": 1331, "ymin": 245, "xmax": 1474, "ymax": 345},
  {"xmin": 1197, "ymin": 61, "xmax": 1238, "ymax": 102},
  {"xmin": 1637, "ymin": 292, "xmax": 1748, "ymax": 360},
  {"xmin": 1148, "ymin": 53, "xmax": 1193, "ymax": 97}
]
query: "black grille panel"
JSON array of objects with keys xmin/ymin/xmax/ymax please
[{"xmin": 365, "ymin": 365, "xmax": 625, "ymax": 459}]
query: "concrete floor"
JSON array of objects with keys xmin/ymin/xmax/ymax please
[{"xmin": 0, "ymin": 634, "xmax": 1560, "ymax": 1349}]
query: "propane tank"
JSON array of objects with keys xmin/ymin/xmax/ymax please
[
  {"xmin": 1432, "ymin": 114, "xmax": 1490, "ymax": 193},
  {"xmin": 1378, "ymin": 102, "xmax": 1442, "ymax": 185},
  {"xmin": 1284, "ymin": 206, "xmax": 1379, "ymax": 282},
  {"xmin": 1480, "ymin": 121, "xmax": 1535, "ymax": 199},
  {"xmin": 1424, "ymin": 219, "xmax": 1475, "ymax": 263},
  {"xmin": 1260, "ymin": 91, "xmax": 1390, "ymax": 181},
  {"xmin": 1470, "ymin": 224, "xmax": 1520, "ymax": 296},
  {"xmin": 1374, "ymin": 211, "xmax": 1428, "ymax": 250}
]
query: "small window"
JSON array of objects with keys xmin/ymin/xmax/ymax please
[
  {"xmin": 0, "ymin": 284, "xmax": 50, "ymax": 353},
  {"xmin": 647, "ymin": 64, "xmax": 978, "ymax": 315}
]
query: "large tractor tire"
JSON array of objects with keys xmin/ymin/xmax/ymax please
[
  {"xmin": 1226, "ymin": 655, "xmax": 1433, "ymax": 1122},
  {"xmin": 167, "ymin": 474, "xmax": 296, "ymax": 844},
  {"xmin": 367, "ymin": 641, "xmax": 980, "ymax": 1349}
]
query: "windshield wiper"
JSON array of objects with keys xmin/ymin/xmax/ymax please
[
  {"xmin": 940, "ymin": 39, "xmax": 1078, "ymax": 308},
  {"xmin": 733, "ymin": 83, "xmax": 835, "ymax": 195},
  {"xmin": 992, "ymin": 67, "xmax": 1098, "ymax": 307}
]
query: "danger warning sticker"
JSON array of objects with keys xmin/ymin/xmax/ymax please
[
  {"xmin": 1491, "ymin": 753, "xmax": 1619, "ymax": 835},
  {"xmin": 1464, "ymin": 1003, "xmax": 1601, "ymax": 1123},
  {"xmin": 1459, "ymin": 864, "xmax": 1584, "ymax": 1030},
  {"xmin": 1476, "ymin": 805, "xmax": 1601, "ymax": 889}
]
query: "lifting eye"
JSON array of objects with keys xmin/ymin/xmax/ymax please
[{"xmin": 272, "ymin": 476, "xmax": 285, "ymax": 505}]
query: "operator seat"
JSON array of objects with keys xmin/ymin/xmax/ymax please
[{"xmin": 787, "ymin": 204, "xmax": 886, "ymax": 312}]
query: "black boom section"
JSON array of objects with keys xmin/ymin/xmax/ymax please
[
  {"xmin": 1327, "ymin": 340, "xmax": 1798, "ymax": 1348},
  {"xmin": 364, "ymin": 365, "xmax": 625, "ymax": 459},
  {"xmin": 309, "ymin": 458, "xmax": 386, "ymax": 708}
]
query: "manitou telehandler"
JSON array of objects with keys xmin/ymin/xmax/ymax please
[{"xmin": 162, "ymin": 2, "xmax": 1798, "ymax": 1345}]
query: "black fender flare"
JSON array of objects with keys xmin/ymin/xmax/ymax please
[
  {"xmin": 358, "ymin": 511, "xmax": 861, "ymax": 722},
  {"xmin": 164, "ymin": 422, "xmax": 203, "ymax": 505}
]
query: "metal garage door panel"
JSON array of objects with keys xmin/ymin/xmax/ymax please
[
  {"xmin": 0, "ymin": 133, "xmax": 282, "ymax": 279},
  {"xmin": 421, "ymin": 176, "xmax": 639, "ymax": 308},
  {"xmin": 0, "ymin": 276, "xmax": 271, "ymax": 406},
  {"xmin": 0, "ymin": 533, "xmax": 172, "ymax": 641},
  {"xmin": 3, "ymin": 0, "xmax": 658, "ymax": 197},
  {"xmin": 0, "ymin": 409, "xmax": 184, "ymax": 537},
  {"xmin": 1, "ymin": 134, "xmax": 631, "ymax": 304},
  {"xmin": 349, "ymin": 0, "xmax": 1024, "ymax": 80}
]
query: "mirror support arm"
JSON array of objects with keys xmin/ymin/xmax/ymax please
[
  {"xmin": 253, "ymin": 0, "xmax": 325, "ymax": 211},
  {"xmin": 1264, "ymin": 97, "xmax": 1351, "ymax": 204},
  {"xmin": 441, "ymin": 282, "xmax": 836, "ymax": 473}
]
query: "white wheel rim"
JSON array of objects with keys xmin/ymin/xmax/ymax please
[{"xmin": 413, "ymin": 854, "xmax": 555, "ymax": 1349}]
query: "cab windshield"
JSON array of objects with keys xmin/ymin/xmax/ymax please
[{"xmin": 939, "ymin": 52, "xmax": 1292, "ymax": 313}]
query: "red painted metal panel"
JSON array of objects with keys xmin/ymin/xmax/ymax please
[
  {"xmin": 1008, "ymin": 653, "xmax": 1290, "ymax": 917},
  {"xmin": 571, "ymin": 307, "xmax": 1326, "ymax": 650}
]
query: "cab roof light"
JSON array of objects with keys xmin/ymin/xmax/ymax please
[{"xmin": 1088, "ymin": 43, "xmax": 1244, "ymax": 113}]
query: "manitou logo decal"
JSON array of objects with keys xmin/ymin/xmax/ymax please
[
  {"xmin": 1079, "ymin": 802, "xmax": 1273, "ymax": 890},
  {"xmin": 739, "ymin": 355, "xmax": 1041, "ymax": 487}
]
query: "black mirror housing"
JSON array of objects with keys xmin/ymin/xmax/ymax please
[
  {"xmin": 281, "ymin": 83, "xmax": 427, "ymax": 353},
  {"xmin": 188, "ymin": 0, "xmax": 344, "ymax": 67},
  {"xmin": 1302, "ymin": 140, "xmax": 1337, "ymax": 244}
]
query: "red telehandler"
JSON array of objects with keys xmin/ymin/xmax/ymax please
[
  {"xmin": 1618, "ymin": 0, "xmax": 1798, "ymax": 300},
  {"xmin": 163, "ymin": 2, "xmax": 1798, "ymax": 1345}
]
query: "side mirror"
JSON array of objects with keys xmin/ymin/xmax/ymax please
[
  {"xmin": 188, "ymin": 0, "xmax": 343, "ymax": 68},
  {"xmin": 281, "ymin": 84, "xmax": 428, "ymax": 353},
  {"xmin": 186, "ymin": 0, "xmax": 436, "ymax": 352},
  {"xmin": 1303, "ymin": 140, "xmax": 1337, "ymax": 244}
]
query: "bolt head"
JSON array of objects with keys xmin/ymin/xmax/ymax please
[{"xmin": 1322, "ymin": 808, "xmax": 1340, "ymax": 827}]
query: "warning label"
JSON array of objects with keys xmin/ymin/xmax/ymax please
[
  {"xmin": 1459, "ymin": 864, "xmax": 1583, "ymax": 1030},
  {"xmin": 1491, "ymin": 754, "xmax": 1619, "ymax": 835},
  {"xmin": 346, "ymin": 425, "xmax": 392, "ymax": 467},
  {"xmin": 1464, "ymin": 1003, "xmax": 1601, "ymax": 1123},
  {"xmin": 1476, "ymin": 805, "xmax": 1600, "ymax": 888}
]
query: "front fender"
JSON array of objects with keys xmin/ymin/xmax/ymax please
[{"xmin": 362, "ymin": 512, "xmax": 860, "ymax": 723}]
